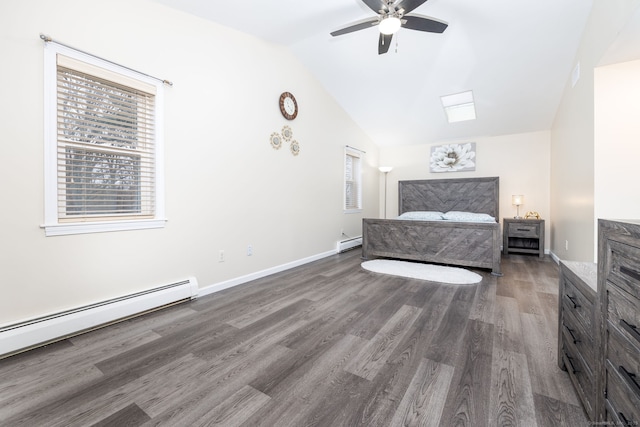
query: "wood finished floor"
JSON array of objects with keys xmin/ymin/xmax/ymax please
[{"xmin": 0, "ymin": 251, "xmax": 589, "ymax": 426}]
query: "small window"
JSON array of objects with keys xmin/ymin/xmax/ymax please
[
  {"xmin": 43, "ymin": 43, "xmax": 165, "ymax": 236},
  {"xmin": 344, "ymin": 147, "xmax": 363, "ymax": 212}
]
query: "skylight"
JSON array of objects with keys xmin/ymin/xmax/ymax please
[{"xmin": 441, "ymin": 90, "xmax": 476, "ymax": 123}]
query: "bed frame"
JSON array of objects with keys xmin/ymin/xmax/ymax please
[{"xmin": 362, "ymin": 176, "xmax": 502, "ymax": 276}]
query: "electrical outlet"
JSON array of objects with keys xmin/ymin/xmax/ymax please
[
  {"xmin": 565, "ymin": 240, "xmax": 569, "ymax": 251},
  {"xmin": 219, "ymin": 250, "xmax": 225, "ymax": 262},
  {"xmin": 247, "ymin": 245, "xmax": 253, "ymax": 256}
]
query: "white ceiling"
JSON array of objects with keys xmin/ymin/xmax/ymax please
[{"xmin": 153, "ymin": 0, "xmax": 596, "ymax": 147}]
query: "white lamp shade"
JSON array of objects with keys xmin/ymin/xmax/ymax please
[
  {"xmin": 379, "ymin": 17, "xmax": 401, "ymax": 35},
  {"xmin": 512, "ymin": 195, "xmax": 524, "ymax": 205},
  {"xmin": 379, "ymin": 166, "xmax": 393, "ymax": 173}
]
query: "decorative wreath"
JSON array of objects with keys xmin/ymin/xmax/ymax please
[
  {"xmin": 290, "ymin": 140, "xmax": 300, "ymax": 156},
  {"xmin": 282, "ymin": 126, "xmax": 293, "ymax": 142},
  {"xmin": 270, "ymin": 132, "xmax": 282, "ymax": 150}
]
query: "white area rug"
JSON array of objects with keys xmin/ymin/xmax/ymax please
[{"xmin": 361, "ymin": 260, "xmax": 482, "ymax": 285}]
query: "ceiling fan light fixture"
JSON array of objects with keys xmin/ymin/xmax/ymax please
[{"xmin": 379, "ymin": 16, "xmax": 401, "ymax": 35}]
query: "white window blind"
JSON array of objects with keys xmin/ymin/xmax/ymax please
[
  {"xmin": 344, "ymin": 148, "xmax": 362, "ymax": 211},
  {"xmin": 56, "ymin": 59, "xmax": 156, "ymax": 220},
  {"xmin": 43, "ymin": 43, "xmax": 165, "ymax": 236}
]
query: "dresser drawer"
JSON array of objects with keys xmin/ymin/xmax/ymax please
[
  {"xmin": 604, "ymin": 358, "xmax": 640, "ymax": 425},
  {"xmin": 507, "ymin": 223, "xmax": 539, "ymax": 238},
  {"xmin": 557, "ymin": 260, "xmax": 596, "ymax": 420},
  {"xmin": 562, "ymin": 277, "xmax": 594, "ymax": 333},
  {"xmin": 607, "ymin": 283, "xmax": 640, "ymax": 349},
  {"xmin": 562, "ymin": 341, "xmax": 595, "ymax": 419},
  {"xmin": 604, "ymin": 238, "xmax": 640, "ymax": 301},
  {"xmin": 606, "ymin": 323, "xmax": 640, "ymax": 399},
  {"xmin": 562, "ymin": 308, "xmax": 594, "ymax": 369}
]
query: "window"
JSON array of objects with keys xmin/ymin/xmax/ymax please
[
  {"xmin": 440, "ymin": 90, "xmax": 476, "ymax": 123},
  {"xmin": 344, "ymin": 147, "xmax": 363, "ymax": 212},
  {"xmin": 43, "ymin": 43, "xmax": 165, "ymax": 236}
]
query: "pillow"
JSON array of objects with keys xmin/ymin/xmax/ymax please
[
  {"xmin": 397, "ymin": 211, "xmax": 444, "ymax": 221},
  {"xmin": 442, "ymin": 211, "xmax": 496, "ymax": 222}
]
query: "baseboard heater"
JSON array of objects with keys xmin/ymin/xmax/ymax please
[
  {"xmin": 0, "ymin": 277, "xmax": 198, "ymax": 359},
  {"xmin": 337, "ymin": 236, "xmax": 362, "ymax": 253}
]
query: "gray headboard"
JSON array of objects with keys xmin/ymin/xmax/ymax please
[{"xmin": 398, "ymin": 177, "xmax": 500, "ymax": 219}]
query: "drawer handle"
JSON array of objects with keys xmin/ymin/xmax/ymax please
[
  {"xmin": 620, "ymin": 265, "xmax": 640, "ymax": 283},
  {"xmin": 566, "ymin": 295, "xmax": 580, "ymax": 309},
  {"xmin": 516, "ymin": 228, "xmax": 530, "ymax": 232},
  {"xmin": 619, "ymin": 365, "xmax": 640, "ymax": 398},
  {"xmin": 564, "ymin": 324, "xmax": 580, "ymax": 344},
  {"xmin": 620, "ymin": 319, "xmax": 640, "ymax": 345},
  {"xmin": 564, "ymin": 353, "xmax": 578, "ymax": 374}
]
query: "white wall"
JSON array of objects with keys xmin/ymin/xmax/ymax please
[
  {"xmin": 550, "ymin": 0, "xmax": 640, "ymax": 262},
  {"xmin": 379, "ymin": 131, "xmax": 551, "ymax": 251},
  {"xmin": 0, "ymin": 0, "xmax": 379, "ymax": 326},
  {"xmin": 595, "ymin": 59, "xmax": 640, "ymax": 222}
]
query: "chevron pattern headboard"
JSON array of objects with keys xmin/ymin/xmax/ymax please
[{"xmin": 398, "ymin": 177, "xmax": 499, "ymax": 219}]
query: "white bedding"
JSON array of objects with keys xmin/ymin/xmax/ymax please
[{"xmin": 397, "ymin": 210, "xmax": 496, "ymax": 223}]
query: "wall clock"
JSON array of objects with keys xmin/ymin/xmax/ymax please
[{"xmin": 279, "ymin": 92, "xmax": 298, "ymax": 120}]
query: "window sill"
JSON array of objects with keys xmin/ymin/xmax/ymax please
[
  {"xmin": 41, "ymin": 219, "xmax": 167, "ymax": 236},
  {"xmin": 343, "ymin": 209, "xmax": 363, "ymax": 215}
]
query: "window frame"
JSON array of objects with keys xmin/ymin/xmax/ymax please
[
  {"xmin": 344, "ymin": 147, "xmax": 363, "ymax": 213},
  {"xmin": 42, "ymin": 43, "xmax": 166, "ymax": 236}
]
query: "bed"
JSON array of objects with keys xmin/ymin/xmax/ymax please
[{"xmin": 362, "ymin": 176, "xmax": 502, "ymax": 276}]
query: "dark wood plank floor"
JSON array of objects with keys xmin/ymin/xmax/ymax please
[{"xmin": 0, "ymin": 251, "xmax": 589, "ymax": 426}]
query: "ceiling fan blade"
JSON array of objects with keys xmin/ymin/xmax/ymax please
[
  {"xmin": 331, "ymin": 17, "xmax": 379, "ymax": 36},
  {"xmin": 402, "ymin": 14, "xmax": 448, "ymax": 33},
  {"xmin": 361, "ymin": 0, "xmax": 387, "ymax": 14},
  {"xmin": 394, "ymin": 0, "xmax": 428, "ymax": 14},
  {"xmin": 378, "ymin": 33, "xmax": 393, "ymax": 55}
]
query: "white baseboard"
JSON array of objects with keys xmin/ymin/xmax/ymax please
[
  {"xmin": 1, "ymin": 247, "xmax": 348, "ymax": 357},
  {"xmin": 199, "ymin": 249, "xmax": 337, "ymax": 297},
  {"xmin": 337, "ymin": 236, "xmax": 362, "ymax": 253},
  {"xmin": 0, "ymin": 277, "xmax": 198, "ymax": 358}
]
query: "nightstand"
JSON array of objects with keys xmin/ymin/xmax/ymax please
[{"xmin": 503, "ymin": 218, "xmax": 545, "ymax": 257}]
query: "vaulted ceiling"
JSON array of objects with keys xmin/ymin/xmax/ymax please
[{"xmin": 153, "ymin": 0, "xmax": 595, "ymax": 147}]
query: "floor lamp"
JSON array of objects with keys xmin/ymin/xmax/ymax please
[{"xmin": 379, "ymin": 166, "xmax": 393, "ymax": 218}]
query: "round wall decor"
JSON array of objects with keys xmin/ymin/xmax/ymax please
[
  {"xmin": 290, "ymin": 140, "xmax": 300, "ymax": 156},
  {"xmin": 279, "ymin": 92, "xmax": 298, "ymax": 120},
  {"xmin": 270, "ymin": 132, "xmax": 282, "ymax": 149},
  {"xmin": 282, "ymin": 125, "xmax": 293, "ymax": 141}
]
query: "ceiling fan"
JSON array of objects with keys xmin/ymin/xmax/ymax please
[{"xmin": 330, "ymin": 0, "xmax": 448, "ymax": 55}]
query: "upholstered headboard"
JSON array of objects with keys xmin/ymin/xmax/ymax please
[{"xmin": 398, "ymin": 177, "xmax": 500, "ymax": 219}]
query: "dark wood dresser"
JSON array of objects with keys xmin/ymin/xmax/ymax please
[
  {"xmin": 597, "ymin": 219, "xmax": 640, "ymax": 424},
  {"xmin": 558, "ymin": 260, "xmax": 597, "ymax": 420}
]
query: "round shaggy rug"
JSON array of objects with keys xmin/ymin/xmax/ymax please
[{"xmin": 361, "ymin": 259, "xmax": 482, "ymax": 285}]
